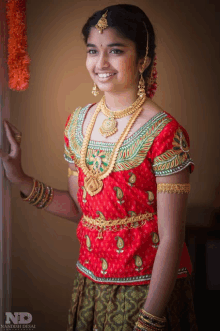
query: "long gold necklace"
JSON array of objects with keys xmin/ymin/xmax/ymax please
[
  {"xmin": 80, "ymin": 95, "xmax": 146, "ymax": 196},
  {"xmin": 99, "ymin": 95, "xmax": 146, "ymax": 137}
]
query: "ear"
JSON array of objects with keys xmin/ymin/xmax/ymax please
[{"xmin": 138, "ymin": 56, "xmax": 151, "ymax": 73}]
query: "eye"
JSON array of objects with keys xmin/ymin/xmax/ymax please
[
  {"xmin": 87, "ymin": 49, "xmax": 123, "ymax": 55},
  {"xmin": 110, "ymin": 49, "xmax": 123, "ymax": 54},
  {"xmin": 87, "ymin": 49, "xmax": 97, "ymax": 54}
]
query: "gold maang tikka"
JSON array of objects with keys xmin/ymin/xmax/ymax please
[{"xmin": 95, "ymin": 10, "xmax": 109, "ymax": 34}]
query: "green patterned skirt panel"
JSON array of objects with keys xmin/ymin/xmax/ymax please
[{"xmin": 66, "ymin": 271, "xmax": 198, "ymax": 331}]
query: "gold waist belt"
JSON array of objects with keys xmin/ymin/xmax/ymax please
[{"xmin": 82, "ymin": 212, "xmax": 156, "ymax": 239}]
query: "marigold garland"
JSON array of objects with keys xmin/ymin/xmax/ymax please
[{"xmin": 6, "ymin": 0, "xmax": 31, "ymax": 91}]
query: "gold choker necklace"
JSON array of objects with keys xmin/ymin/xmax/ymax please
[
  {"xmin": 80, "ymin": 95, "xmax": 145, "ymax": 196},
  {"xmin": 99, "ymin": 95, "xmax": 146, "ymax": 138}
]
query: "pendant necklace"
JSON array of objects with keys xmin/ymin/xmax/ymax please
[
  {"xmin": 99, "ymin": 95, "xmax": 146, "ymax": 138},
  {"xmin": 80, "ymin": 95, "xmax": 146, "ymax": 196}
]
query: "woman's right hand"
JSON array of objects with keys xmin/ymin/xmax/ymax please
[{"xmin": 0, "ymin": 120, "xmax": 27, "ymax": 184}]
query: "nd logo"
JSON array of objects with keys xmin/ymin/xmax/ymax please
[{"xmin": 5, "ymin": 312, "xmax": 32, "ymax": 324}]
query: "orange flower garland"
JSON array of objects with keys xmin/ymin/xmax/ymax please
[{"xmin": 6, "ymin": 0, "xmax": 31, "ymax": 91}]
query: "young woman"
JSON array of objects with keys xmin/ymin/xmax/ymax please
[{"xmin": 0, "ymin": 4, "xmax": 198, "ymax": 331}]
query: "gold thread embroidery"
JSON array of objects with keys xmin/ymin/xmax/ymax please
[
  {"xmin": 146, "ymin": 191, "xmax": 154, "ymax": 204},
  {"xmin": 82, "ymin": 212, "xmax": 155, "ymax": 239},
  {"xmin": 80, "ymin": 96, "xmax": 146, "ymax": 196},
  {"xmin": 153, "ymin": 127, "xmax": 192, "ymax": 175},
  {"xmin": 85, "ymin": 235, "xmax": 92, "ymax": 251},
  {"xmin": 66, "ymin": 106, "xmax": 172, "ymax": 172},
  {"xmin": 134, "ymin": 255, "xmax": 143, "ymax": 272},
  {"xmin": 113, "ymin": 186, "xmax": 125, "ymax": 204},
  {"xmin": 151, "ymin": 232, "xmax": 160, "ymax": 248},
  {"xmin": 128, "ymin": 211, "xmax": 137, "ymax": 216},
  {"xmin": 100, "ymin": 258, "xmax": 108, "ymax": 274},
  {"xmin": 96, "ymin": 211, "xmax": 106, "ymax": 220},
  {"xmin": 82, "ymin": 186, "xmax": 87, "ymax": 203},
  {"xmin": 64, "ymin": 107, "xmax": 82, "ymax": 166},
  {"xmin": 115, "ymin": 236, "xmax": 124, "ymax": 253},
  {"xmin": 173, "ymin": 127, "xmax": 190, "ymax": 153},
  {"xmin": 157, "ymin": 183, "xmax": 190, "ymax": 194},
  {"xmin": 128, "ymin": 172, "xmax": 136, "ymax": 186}
]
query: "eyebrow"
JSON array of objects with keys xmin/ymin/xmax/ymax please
[{"xmin": 86, "ymin": 43, "xmax": 128, "ymax": 48}]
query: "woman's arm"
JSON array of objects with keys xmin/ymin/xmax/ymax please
[
  {"xmin": 17, "ymin": 163, "xmax": 81, "ymax": 223},
  {"xmin": 142, "ymin": 166, "xmax": 190, "ymax": 317},
  {"xmin": 67, "ymin": 162, "xmax": 83, "ymax": 223}
]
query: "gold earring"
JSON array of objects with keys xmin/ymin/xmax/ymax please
[
  {"xmin": 92, "ymin": 82, "xmax": 99, "ymax": 96},
  {"xmin": 137, "ymin": 72, "xmax": 146, "ymax": 98}
]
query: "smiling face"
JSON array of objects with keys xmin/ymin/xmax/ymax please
[{"xmin": 86, "ymin": 27, "xmax": 146, "ymax": 94}]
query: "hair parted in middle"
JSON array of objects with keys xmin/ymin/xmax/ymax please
[{"xmin": 81, "ymin": 4, "xmax": 156, "ymax": 93}]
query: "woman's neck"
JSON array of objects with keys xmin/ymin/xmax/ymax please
[{"xmin": 103, "ymin": 87, "xmax": 140, "ymax": 111}]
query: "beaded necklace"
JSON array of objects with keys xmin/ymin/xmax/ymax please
[{"xmin": 80, "ymin": 95, "xmax": 146, "ymax": 196}]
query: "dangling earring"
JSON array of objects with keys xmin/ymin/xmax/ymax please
[
  {"xmin": 137, "ymin": 71, "xmax": 146, "ymax": 98},
  {"xmin": 91, "ymin": 82, "xmax": 99, "ymax": 96}
]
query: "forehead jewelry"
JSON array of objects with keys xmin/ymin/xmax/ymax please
[{"xmin": 95, "ymin": 10, "xmax": 109, "ymax": 34}]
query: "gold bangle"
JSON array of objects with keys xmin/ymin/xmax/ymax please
[
  {"xmin": 31, "ymin": 182, "xmax": 45, "ymax": 206},
  {"xmin": 136, "ymin": 320, "xmax": 162, "ymax": 331},
  {"xmin": 157, "ymin": 183, "xmax": 190, "ymax": 194},
  {"xmin": 68, "ymin": 168, "xmax": 78, "ymax": 177},
  {"xmin": 42, "ymin": 188, "xmax": 54, "ymax": 209},
  {"xmin": 140, "ymin": 309, "xmax": 167, "ymax": 325},
  {"xmin": 29, "ymin": 182, "xmax": 42, "ymax": 204},
  {"xmin": 20, "ymin": 178, "xmax": 37, "ymax": 201},
  {"xmin": 36, "ymin": 186, "xmax": 51, "ymax": 209}
]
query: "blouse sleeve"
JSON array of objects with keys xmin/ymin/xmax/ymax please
[
  {"xmin": 149, "ymin": 119, "xmax": 195, "ymax": 176},
  {"xmin": 63, "ymin": 113, "xmax": 75, "ymax": 163}
]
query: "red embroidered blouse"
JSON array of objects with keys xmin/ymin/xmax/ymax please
[{"xmin": 64, "ymin": 103, "xmax": 195, "ymax": 286}]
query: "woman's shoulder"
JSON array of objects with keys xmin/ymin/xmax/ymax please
[
  {"xmin": 64, "ymin": 103, "xmax": 94, "ymax": 127},
  {"xmin": 144, "ymin": 99, "xmax": 187, "ymax": 130}
]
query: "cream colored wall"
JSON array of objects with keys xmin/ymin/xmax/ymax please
[{"xmin": 10, "ymin": 0, "xmax": 220, "ymax": 330}]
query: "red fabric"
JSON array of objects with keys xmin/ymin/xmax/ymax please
[
  {"xmin": 64, "ymin": 107, "xmax": 194, "ymax": 285},
  {"xmin": 148, "ymin": 110, "xmax": 195, "ymax": 174}
]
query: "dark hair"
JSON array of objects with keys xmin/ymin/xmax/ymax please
[{"xmin": 81, "ymin": 4, "xmax": 156, "ymax": 89}]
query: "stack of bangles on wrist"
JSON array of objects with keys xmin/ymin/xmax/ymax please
[
  {"xmin": 20, "ymin": 179, "xmax": 54, "ymax": 209},
  {"xmin": 134, "ymin": 309, "xmax": 167, "ymax": 331}
]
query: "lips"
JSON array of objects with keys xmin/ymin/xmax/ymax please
[
  {"xmin": 96, "ymin": 72, "xmax": 116, "ymax": 74},
  {"xmin": 96, "ymin": 73, "xmax": 117, "ymax": 77}
]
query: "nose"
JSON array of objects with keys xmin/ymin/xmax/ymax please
[{"xmin": 96, "ymin": 51, "xmax": 110, "ymax": 70}]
